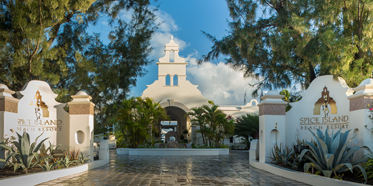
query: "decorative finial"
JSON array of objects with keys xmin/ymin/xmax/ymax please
[{"xmin": 171, "ymin": 35, "xmax": 173, "ymax": 40}]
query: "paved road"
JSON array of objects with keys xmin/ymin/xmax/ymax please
[{"xmin": 38, "ymin": 150, "xmax": 309, "ymax": 186}]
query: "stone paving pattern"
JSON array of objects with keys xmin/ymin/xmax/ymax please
[{"xmin": 38, "ymin": 150, "xmax": 310, "ymax": 186}]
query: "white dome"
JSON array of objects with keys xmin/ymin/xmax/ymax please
[
  {"xmin": 358, "ymin": 78, "xmax": 373, "ymax": 87},
  {"xmin": 75, "ymin": 91, "xmax": 88, "ymax": 96},
  {"xmin": 266, "ymin": 90, "xmax": 279, "ymax": 96}
]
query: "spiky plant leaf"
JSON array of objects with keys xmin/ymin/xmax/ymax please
[{"xmin": 322, "ymin": 170, "xmax": 332, "ymax": 178}]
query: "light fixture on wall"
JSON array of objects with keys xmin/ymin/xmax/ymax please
[{"xmin": 275, "ymin": 122, "xmax": 277, "ymax": 129}]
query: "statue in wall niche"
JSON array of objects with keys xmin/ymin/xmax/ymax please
[
  {"xmin": 31, "ymin": 90, "xmax": 49, "ymax": 119},
  {"xmin": 313, "ymin": 86, "xmax": 337, "ymax": 116}
]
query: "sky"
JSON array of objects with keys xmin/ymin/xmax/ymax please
[{"xmin": 92, "ymin": 0, "xmax": 259, "ymax": 105}]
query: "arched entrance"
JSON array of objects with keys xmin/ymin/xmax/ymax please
[{"xmin": 159, "ymin": 106, "xmax": 191, "ymax": 143}]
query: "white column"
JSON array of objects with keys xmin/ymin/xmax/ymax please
[
  {"xmin": 258, "ymin": 90, "xmax": 287, "ymax": 163},
  {"xmin": 68, "ymin": 91, "xmax": 95, "ymax": 161},
  {"xmin": 348, "ymin": 78, "xmax": 373, "ymax": 158},
  {"xmin": 0, "ymin": 85, "xmax": 19, "ymax": 168},
  {"xmin": 170, "ymin": 75, "xmax": 174, "ymax": 86}
]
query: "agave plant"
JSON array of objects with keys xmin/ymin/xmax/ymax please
[
  {"xmin": 78, "ymin": 152, "xmax": 91, "ymax": 164},
  {"xmin": 0, "ymin": 131, "xmax": 50, "ymax": 173},
  {"xmin": 60, "ymin": 155, "xmax": 78, "ymax": 168},
  {"xmin": 270, "ymin": 144, "xmax": 296, "ymax": 168},
  {"xmin": 65, "ymin": 147, "xmax": 80, "ymax": 161},
  {"xmin": 38, "ymin": 158, "xmax": 60, "ymax": 171},
  {"xmin": 299, "ymin": 128, "xmax": 369, "ymax": 181},
  {"xmin": 39, "ymin": 141, "xmax": 61, "ymax": 160}
]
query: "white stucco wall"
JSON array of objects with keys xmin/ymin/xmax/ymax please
[
  {"xmin": 285, "ymin": 76, "xmax": 353, "ymax": 145},
  {"xmin": 142, "ymin": 37, "xmax": 259, "ymax": 145}
]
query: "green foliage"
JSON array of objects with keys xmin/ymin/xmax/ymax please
[
  {"xmin": 38, "ymin": 159, "xmax": 60, "ymax": 171},
  {"xmin": 187, "ymin": 104, "xmax": 235, "ymax": 147},
  {"xmin": 270, "ymin": 144, "xmax": 296, "ymax": 169},
  {"xmin": 78, "ymin": 152, "xmax": 91, "ymax": 164},
  {"xmin": 191, "ymin": 143, "xmax": 228, "ymax": 149},
  {"xmin": 234, "ymin": 114, "xmax": 259, "ymax": 149},
  {"xmin": 0, "ymin": 132, "xmax": 50, "ymax": 173},
  {"xmin": 186, "ymin": 106, "xmax": 207, "ymax": 144},
  {"xmin": 0, "ymin": 0, "xmax": 158, "ymax": 136},
  {"xmin": 115, "ymin": 97, "xmax": 169, "ymax": 148},
  {"xmin": 39, "ymin": 141, "xmax": 61, "ymax": 160},
  {"xmin": 300, "ymin": 128, "xmax": 369, "ymax": 181},
  {"xmin": 60, "ymin": 155, "xmax": 78, "ymax": 168},
  {"xmin": 65, "ymin": 147, "xmax": 80, "ymax": 161},
  {"xmin": 200, "ymin": 0, "xmax": 373, "ymax": 96},
  {"xmin": 280, "ymin": 90, "xmax": 302, "ymax": 112},
  {"xmin": 360, "ymin": 153, "xmax": 373, "ymax": 180}
]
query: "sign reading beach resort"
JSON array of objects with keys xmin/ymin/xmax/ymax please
[
  {"xmin": 0, "ymin": 80, "xmax": 71, "ymax": 146},
  {"xmin": 1, "ymin": 80, "xmax": 94, "ymax": 160},
  {"xmin": 16, "ymin": 90, "xmax": 63, "ymax": 133},
  {"xmin": 299, "ymin": 86, "xmax": 349, "ymax": 130}
]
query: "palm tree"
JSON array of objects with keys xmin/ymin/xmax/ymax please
[
  {"xmin": 187, "ymin": 104, "xmax": 235, "ymax": 147},
  {"xmin": 202, "ymin": 104, "xmax": 234, "ymax": 147},
  {"xmin": 115, "ymin": 97, "xmax": 136, "ymax": 146},
  {"xmin": 280, "ymin": 89, "xmax": 302, "ymax": 111},
  {"xmin": 234, "ymin": 114, "xmax": 259, "ymax": 149},
  {"xmin": 116, "ymin": 97, "xmax": 168, "ymax": 148},
  {"xmin": 186, "ymin": 107, "xmax": 207, "ymax": 144}
]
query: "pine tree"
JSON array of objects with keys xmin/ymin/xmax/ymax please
[
  {"xmin": 200, "ymin": 0, "xmax": 373, "ymax": 96},
  {"xmin": 0, "ymin": 0, "xmax": 158, "ymax": 132}
]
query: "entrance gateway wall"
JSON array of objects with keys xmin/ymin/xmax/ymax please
[
  {"xmin": 0, "ymin": 81, "xmax": 94, "ymax": 164},
  {"xmin": 142, "ymin": 37, "xmax": 259, "ymax": 144},
  {"xmin": 257, "ymin": 75, "xmax": 373, "ymax": 163}
]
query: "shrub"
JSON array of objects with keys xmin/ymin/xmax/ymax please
[
  {"xmin": 0, "ymin": 132, "xmax": 50, "ymax": 173},
  {"xmin": 300, "ymin": 128, "xmax": 369, "ymax": 181},
  {"xmin": 358, "ymin": 153, "xmax": 373, "ymax": 181},
  {"xmin": 60, "ymin": 155, "xmax": 78, "ymax": 168},
  {"xmin": 38, "ymin": 158, "xmax": 60, "ymax": 171},
  {"xmin": 270, "ymin": 144, "xmax": 297, "ymax": 169}
]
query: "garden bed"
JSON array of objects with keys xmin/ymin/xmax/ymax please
[
  {"xmin": 271, "ymin": 162, "xmax": 370, "ymax": 185},
  {"xmin": 250, "ymin": 160, "xmax": 367, "ymax": 186},
  {"xmin": 0, "ymin": 159, "xmax": 109, "ymax": 185},
  {"xmin": 0, "ymin": 166, "xmax": 44, "ymax": 179}
]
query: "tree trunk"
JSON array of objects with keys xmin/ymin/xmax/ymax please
[{"xmin": 308, "ymin": 62, "xmax": 316, "ymax": 83}]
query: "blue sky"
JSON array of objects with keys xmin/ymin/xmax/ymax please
[{"xmin": 91, "ymin": 0, "xmax": 259, "ymax": 105}]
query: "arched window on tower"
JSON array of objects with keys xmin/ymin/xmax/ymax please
[
  {"xmin": 169, "ymin": 50, "xmax": 174, "ymax": 62},
  {"xmin": 173, "ymin": 75, "xmax": 178, "ymax": 86},
  {"xmin": 165, "ymin": 75, "xmax": 170, "ymax": 86}
]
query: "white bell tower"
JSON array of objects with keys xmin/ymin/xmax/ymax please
[{"xmin": 157, "ymin": 36, "xmax": 187, "ymax": 86}]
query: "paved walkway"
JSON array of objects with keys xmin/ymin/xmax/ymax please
[{"xmin": 38, "ymin": 150, "xmax": 309, "ymax": 186}]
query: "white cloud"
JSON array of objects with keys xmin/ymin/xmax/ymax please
[
  {"xmin": 150, "ymin": 32, "xmax": 187, "ymax": 60},
  {"xmin": 133, "ymin": 7, "xmax": 259, "ymax": 105},
  {"xmin": 148, "ymin": 8, "xmax": 188, "ymax": 60},
  {"xmin": 186, "ymin": 54, "xmax": 259, "ymax": 105},
  {"xmin": 118, "ymin": 6, "xmax": 186, "ymax": 60},
  {"xmin": 154, "ymin": 10, "xmax": 178, "ymax": 32}
]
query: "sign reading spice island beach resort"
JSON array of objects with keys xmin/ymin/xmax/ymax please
[
  {"xmin": 16, "ymin": 90, "xmax": 63, "ymax": 133},
  {"xmin": 299, "ymin": 86, "xmax": 349, "ymax": 130}
]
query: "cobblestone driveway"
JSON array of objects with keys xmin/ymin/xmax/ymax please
[{"xmin": 38, "ymin": 150, "xmax": 309, "ymax": 186}]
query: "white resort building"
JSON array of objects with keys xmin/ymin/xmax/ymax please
[{"xmin": 142, "ymin": 37, "xmax": 258, "ymax": 145}]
